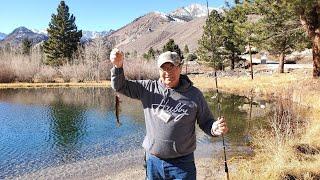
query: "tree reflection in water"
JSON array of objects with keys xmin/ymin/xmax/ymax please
[
  {"xmin": 205, "ymin": 92, "xmax": 248, "ymax": 144},
  {"xmin": 49, "ymin": 100, "xmax": 86, "ymax": 163}
]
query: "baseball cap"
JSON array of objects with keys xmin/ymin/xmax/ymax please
[{"xmin": 157, "ymin": 51, "xmax": 183, "ymax": 68}]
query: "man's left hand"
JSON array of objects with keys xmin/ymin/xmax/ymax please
[{"xmin": 211, "ymin": 116, "xmax": 228, "ymax": 136}]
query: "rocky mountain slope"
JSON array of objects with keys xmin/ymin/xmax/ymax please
[
  {"xmin": 0, "ymin": 27, "xmax": 47, "ymax": 46},
  {"xmin": 106, "ymin": 3, "xmax": 217, "ymax": 55}
]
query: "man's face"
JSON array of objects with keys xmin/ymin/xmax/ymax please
[{"xmin": 159, "ymin": 62, "xmax": 181, "ymax": 88}]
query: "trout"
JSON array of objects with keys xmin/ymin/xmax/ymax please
[{"xmin": 115, "ymin": 94, "xmax": 121, "ymax": 127}]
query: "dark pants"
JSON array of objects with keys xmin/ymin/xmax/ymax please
[{"xmin": 146, "ymin": 153, "xmax": 196, "ymax": 180}]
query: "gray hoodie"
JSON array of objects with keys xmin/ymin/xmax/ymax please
[{"xmin": 111, "ymin": 67, "xmax": 215, "ymax": 159}]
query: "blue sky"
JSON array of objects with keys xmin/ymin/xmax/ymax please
[{"xmin": 0, "ymin": 0, "xmax": 226, "ymax": 34}]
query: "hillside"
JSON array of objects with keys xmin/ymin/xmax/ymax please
[
  {"xmin": 106, "ymin": 12, "xmax": 206, "ymax": 55},
  {"xmin": 106, "ymin": 4, "xmax": 216, "ymax": 55},
  {"xmin": 0, "ymin": 27, "xmax": 47, "ymax": 47}
]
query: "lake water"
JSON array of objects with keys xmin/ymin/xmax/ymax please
[{"xmin": 0, "ymin": 87, "xmax": 271, "ymax": 179}]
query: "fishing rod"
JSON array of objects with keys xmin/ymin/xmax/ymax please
[{"xmin": 206, "ymin": 1, "xmax": 230, "ymax": 179}]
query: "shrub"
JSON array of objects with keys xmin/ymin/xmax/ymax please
[
  {"xmin": 34, "ymin": 66, "xmax": 58, "ymax": 83},
  {"xmin": 0, "ymin": 63, "xmax": 15, "ymax": 83},
  {"xmin": 186, "ymin": 53, "xmax": 198, "ymax": 61},
  {"xmin": 124, "ymin": 58, "xmax": 158, "ymax": 80}
]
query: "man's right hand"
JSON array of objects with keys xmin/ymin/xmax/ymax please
[{"xmin": 110, "ymin": 48, "xmax": 124, "ymax": 68}]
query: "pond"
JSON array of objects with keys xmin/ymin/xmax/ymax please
[{"xmin": 0, "ymin": 87, "xmax": 271, "ymax": 179}]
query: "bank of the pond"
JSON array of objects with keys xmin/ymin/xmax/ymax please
[
  {"xmin": 17, "ymin": 151, "xmax": 226, "ymax": 180},
  {"xmin": 190, "ymin": 69, "xmax": 320, "ymax": 179},
  {"xmin": 190, "ymin": 69, "xmax": 320, "ymax": 109},
  {"xmin": 104, "ymin": 158, "xmax": 226, "ymax": 180},
  {"xmin": 0, "ymin": 81, "xmax": 111, "ymax": 89}
]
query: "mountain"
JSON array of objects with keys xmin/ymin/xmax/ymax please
[
  {"xmin": 106, "ymin": 12, "xmax": 173, "ymax": 46},
  {"xmin": 31, "ymin": 29, "xmax": 48, "ymax": 35},
  {"xmin": 0, "ymin": 32, "xmax": 6, "ymax": 40},
  {"xmin": 106, "ymin": 3, "xmax": 219, "ymax": 55},
  {"xmin": 81, "ymin": 30, "xmax": 114, "ymax": 42},
  {"xmin": 0, "ymin": 27, "xmax": 114, "ymax": 47},
  {"xmin": 169, "ymin": 3, "xmax": 219, "ymax": 22},
  {"xmin": 0, "ymin": 26, "xmax": 48, "ymax": 46},
  {"xmin": 31, "ymin": 28, "xmax": 114, "ymax": 42}
]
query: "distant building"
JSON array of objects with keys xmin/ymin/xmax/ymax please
[{"xmin": 260, "ymin": 54, "xmax": 267, "ymax": 64}]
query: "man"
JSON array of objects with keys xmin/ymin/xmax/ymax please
[{"xmin": 110, "ymin": 48, "xmax": 228, "ymax": 180}]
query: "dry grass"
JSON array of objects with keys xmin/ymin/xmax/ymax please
[
  {"xmin": 0, "ymin": 43, "xmax": 159, "ymax": 83},
  {"xmin": 301, "ymin": 110, "xmax": 320, "ymax": 148},
  {"xmin": 190, "ymin": 68, "xmax": 320, "ymax": 179},
  {"xmin": 0, "ymin": 63, "xmax": 15, "ymax": 83},
  {"xmin": 190, "ymin": 68, "xmax": 320, "ymax": 109},
  {"xmin": 231, "ymin": 97, "xmax": 320, "ymax": 179},
  {"xmin": 233, "ymin": 132, "xmax": 320, "ymax": 179},
  {"xmin": 124, "ymin": 58, "xmax": 159, "ymax": 80},
  {"xmin": 0, "ymin": 50, "xmax": 42, "ymax": 82},
  {"xmin": 192, "ymin": 73, "xmax": 298, "ymax": 96}
]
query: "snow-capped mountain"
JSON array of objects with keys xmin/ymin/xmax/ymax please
[
  {"xmin": 81, "ymin": 30, "xmax": 114, "ymax": 42},
  {"xmin": 0, "ymin": 26, "xmax": 48, "ymax": 46},
  {"xmin": 31, "ymin": 29, "xmax": 48, "ymax": 35},
  {"xmin": 169, "ymin": 3, "xmax": 221, "ymax": 22},
  {"xmin": 106, "ymin": 3, "xmax": 219, "ymax": 54},
  {"xmin": 0, "ymin": 27, "xmax": 114, "ymax": 46},
  {"xmin": 30, "ymin": 28, "xmax": 113, "ymax": 42},
  {"xmin": 0, "ymin": 32, "xmax": 7, "ymax": 40}
]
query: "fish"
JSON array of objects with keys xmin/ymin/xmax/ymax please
[{"xmin": 115, "ymin": 94, "xmax": 122, "ymax": 127}]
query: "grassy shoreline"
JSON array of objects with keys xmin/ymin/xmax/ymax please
[
  {"xmin": 190, "ymin": 69, "xmax": 320, "ymax": 109},
  {"xmin": 189, "ymin": 69, "xmax": 320, "ymax": 179}
]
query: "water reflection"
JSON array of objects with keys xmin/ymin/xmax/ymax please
[
  {"xmin": 204, "ymin": 92, "xmax": 271, "ymax": 145},
  {"xmin": 49, "ymin": 101, "xmax": 86, "ymax": 163},
  {"xmin": 0, "ymin": 87, "xmax": 115, "ymax": 110},
  {"xmin": 0, "ymin": 87, "xmax": 146, "ymax": 178},
  {"xmin": 205, "ymin": 92, "xmax": 248, "ymax": 143}
]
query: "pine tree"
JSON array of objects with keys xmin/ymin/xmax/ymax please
[
  {"xmin": 163, "ymin": 39, "xmax": 183, "ymax": 59},
  {"xmin": 148, "ymin": 47, "xmax": 155, "ymax": 60},
  {"xmin": 43, "ymin": 1, "xmax": 82, "ymax": 66},
  {"xmin": 287, "ymin": 0, "xmax": 320, "ymax": 78},
  {"xmin": 255, "ymin": 0, "xmax": 307, "ymax": 73},
  {"xmin": 184, "ymin": 45, "xmax": 189, "ymax": 55},
  {"xmin": 223, "ymin": 7, "xmax": 246, "ymax": 70},
  {"xmin": 233, "ymin": 3, "xmax": 260, "ymax": 79},
  {"xmin": 197, "ymin": 10, "xmax": 225, "ymax": 69},
  {"xmin": 22, "ymin": 38, "xmax": 32, "ymax": 55},
  {"xmin": 143, "ymin": 47, "xmax": 156, "ymax": 61}
]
